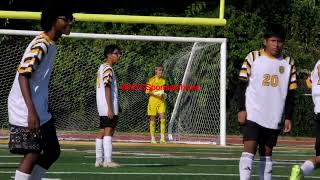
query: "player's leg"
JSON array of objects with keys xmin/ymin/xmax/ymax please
[
  {"xmin": 258, "ymin": 127, "xmax": 280, "ymax": 180},
  {"xmin": 258, "ymin": 144, "xmax": 274, "ymax": 180},
  {"xmin": 159, "ymin": 113, "xmax": 166, "ymax": 144},
  {"xmin": 148, "ymin": 102, "xmax": 157, "ymax": 143},
  {"xmin": 239, "ymin": 120, "xmax": 259, "ymax": 180},
  {"xmin": 102, "ymin": 116, "xmax": 120, "ymax": 168},
  {"xmin": 95, "ymin": 125, "xmax": 105, "ymax": 167},
  {"xmin": 15, "ymin": 153, "xmax": 41, "ymax": 180},
  {"xmin": 158, "ymin": 102, "xmax": 166, "ymax": 144},
  {"xmin": 32, "ymin": 119, "xmax": 60, "ymax": 180},
  {"xmin": 290, "ymin": 114, "xmax": 320, "ymax": 179},
  {"xmin": 149, "ymin": 116, "xmax": 157, "ymax": 144},
  {"xmin": 9, "ymin": 124, "xmax": 41, "ymax": 180}
]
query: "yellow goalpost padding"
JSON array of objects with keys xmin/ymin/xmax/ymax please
[{"xmin": 0, "ymin": 0, "xmax": 226, "ymax": 26}]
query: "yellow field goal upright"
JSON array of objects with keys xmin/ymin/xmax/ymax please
[{"xmin": 0, "ymin": 0, "xmax": 226, "ymax": 26}]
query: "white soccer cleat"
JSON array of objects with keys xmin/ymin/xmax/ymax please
[
  {"xmin": 95, "ymin": 160, "xmax": 103, "ymax": 167},
  {"xmin": 103, "ymin": 161, "xmax": 121, "ymax": 168}
]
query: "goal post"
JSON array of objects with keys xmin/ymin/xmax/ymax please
[
  {"xmin": 0, "ymin": 29, "xmax": 226, "ymax": 145},
  {"xmin": 0, "ymin": 0, "xmax": 226, "ymax": 26}
]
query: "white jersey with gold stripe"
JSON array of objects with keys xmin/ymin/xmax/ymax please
[
  {"xmin": 96, "ymin": 63, "xmax": 119, "ymax": 116},
  {"xmin": 8, "ymin": 33, "xmax": 56, "ymax": 127},
  {"xmin": 308, "ymin": 60, "xmax": 320, "ymax": 113},
  {"xmin": 239, "ymin": 49, "xmax": 297, "ymax": 129}
]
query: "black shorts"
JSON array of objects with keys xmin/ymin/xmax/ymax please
[
  {"xmin": 9, "ymin": 118, "xmax": 60, "ymax": 155},
  {"xmin": 242, "ymin": 120, "xmax": 281, "ymax": 148},
  {"xmin": 315, "ymin": 114, "xmax": 320, "ymax": 156},
  {"xmin": 100, "ymin": 116, "xmax": 118, "ymax": 129}
]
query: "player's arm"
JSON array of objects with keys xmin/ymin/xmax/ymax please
[
  {"xmin": 17, "ymin": 39, "xmax": 48, "ymax": 132},
  {"xmin": 283, "ymin": 64, "xmax": 297, "ymax": 133},
  {"xmin": 236, "ymin": 80, "xmax": 248, "ymax": 125},
  {"xmin": 103, "ymin": 68, "xmax": 114, "ymax": 119},
  {"xmin": 236, "ymin": 53, "xmax": 252, "ymax": 125},
  {"xmin": 19, "ymin": 76, "xmax": 39, "ymax": 133},
  {"xmin": 306, "ymin": 75, "xmax": 312, "ymax": 89}
]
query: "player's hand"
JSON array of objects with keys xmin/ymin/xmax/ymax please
[
  {"xmin": 283, "ymin": 119, "xmax": 292, "ymax": 133},
  {"xmin": 153, "ymin": 90, "xmax": 164, "ymax": 96},
  {"xmin": 237, "ymin": 111, "xmax": 247, "ymax": 125},
  {"xmin": 28, "ymin": 110, "xmax": 40, "ymax": 134},
  {"xmin": 107, "ymin": 109, "xmax": 114, "ymax": 119}
]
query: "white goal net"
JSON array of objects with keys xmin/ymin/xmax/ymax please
[{"xmin": 0, "ymin": 29, "xmax": 226, "ymax": 145}]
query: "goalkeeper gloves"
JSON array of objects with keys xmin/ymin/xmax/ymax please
[{"xmin": 152, "ymin": 90, "xmax": 167, "ymax": 99}]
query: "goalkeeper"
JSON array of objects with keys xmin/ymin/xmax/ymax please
[{"xmin": 146, "ymin": 64, "xmax": 167, "ymax": 144}]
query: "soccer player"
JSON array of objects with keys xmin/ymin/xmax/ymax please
[
  {"xmin": 146, "ymin": 65, "xmax": 167, "ymax": 144},
  {"xmin": 236, "ymin": 26, "xmax": 297, "ymax": 180},
  {"xmin": 289, "ymin": 61, "xmax": 320, "ymax": 179},
  {"xmin": 95, "ymin": 44, "xmax": 122, "ymax": 168},
  {"xmin": 7, "ymin": 6, "xmax": 74, "ymax": 180}
]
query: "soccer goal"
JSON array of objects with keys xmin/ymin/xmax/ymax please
[{"xmin": 0, "ymin": 29, "xmax": 226, "ymax": 145}]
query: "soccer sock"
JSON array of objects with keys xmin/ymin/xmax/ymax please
[
  {"xmin": 103, "ymin": 136, "xmax": 112, "ymax": 163},
  {"xmin": 239, "ymin": 152, "xmax": 254, "ymax": 180},
  {"xmin": 301, "ymin": 160, "xmax": 315, "ymax": 176},
  {"xmin": 95, "ymin": 138, "xmax": 103, "ymax": 162},
  {"xmin": 30, "ymin": 164, "xmax": 47, "ymax": 180},
  {"xmin": 15, "ymin": 170, "xmax": 31, "ymax": 180},
  {"xmin": 160, "ymin": 119, "xmax": 166, "ymax": 140},
  {"xmin": 259, "ymin": 156, "xmax": 272, "ymax": 180},
  {"xmin": 150, "ymin": 120, "xmax": 156, "ymax": 140}
]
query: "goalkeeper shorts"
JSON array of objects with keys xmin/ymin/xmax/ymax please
[{"xmin": 148, "ymin": 102, "xmax": 166, "ymax": 116}]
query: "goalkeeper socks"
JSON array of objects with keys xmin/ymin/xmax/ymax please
[
  {"xmin": 95, "ymin": 138, "xmax": 103, "ymax": 162},
  {"xmin": 239, "ymin": 152, "xmax": 254, "ymax": 180},
  {"xmin": 301, "ymin": 160, "xmax": 315, "ymax": 176},
  {"xmin": 15, "ymin": 170, "xmax": 31, "ymax": 180},
  {"xmin": 160, "ymin": 119, "xmax": 166, "ymax": 139},
  {"xmin": 259, "ymin": 156, "xmax": 272, "ymax": 180},
  {"xmin": 30, "ymin": 164, "xmax": 47, "ymax": 180},
  {"xmin": 103, "ymin": 136, "xmax": 112, "ymax": 163},
  {"xmin": 150, "ymin": 120, "xmax": 156, "ymax": 140}
]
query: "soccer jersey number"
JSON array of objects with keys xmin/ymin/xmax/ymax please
[{"xmin": 262, "ymin": 74, "xmax": 279, "ymax": 87}]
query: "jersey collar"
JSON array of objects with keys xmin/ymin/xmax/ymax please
[{"xmin": 260, "ymin": 49, "xmax": 283, "ymax": 60}]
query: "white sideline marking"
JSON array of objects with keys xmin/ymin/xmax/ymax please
[
  {"xmin": 81, "ymin": 163, "xmax": 164, "ymax": 166},
  {"xmin": 114, "ymin": 152, "xmax": 171, "ymax": 156},
  {"xmin": 0, "ymin": 161, "xmax": 297, "ymax": 167},
  {"xmin": 0, "ymin": 162, "xmax": 18, "ymax": 164},
  {"xmin": 84, "ymin": 155, "xmax": 307, "ymax": 164},
  {"xmin": 0, "ymin": 155, "xmax": 22, "ymax": 158},
  {"xmin": 2, "ymin": 171, "xmax": 320, "ymax": 178},
  {"xmin": 11, "ymin": 177, "xmax": 61, "ymax": 180},
  {"xmin": 61, "ymin": 149, "xmax": 77, "ymax": 151},
  {"xmin": 84, "ymin": 155, "xmax": 195, "ymax": 159},
  {"xmin": 187, "ymin": 164, "xmax": 287, "ymax": 168}
]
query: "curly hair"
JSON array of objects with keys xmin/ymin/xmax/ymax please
[{"xmin": 40, "ymin": 6, "xmax": 73, "ymax": 32}]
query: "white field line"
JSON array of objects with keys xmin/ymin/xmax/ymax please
[
  {"xmin": 83, "ymin": 155, "xmax": 306, "ymax": 165},
  {"xmin": 1, "ymin": 171, "xmax": 320, "ymax": 178},
  {"xmin": 0, "ymin": 161, "xmax": 298, "ymax": 167}
]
